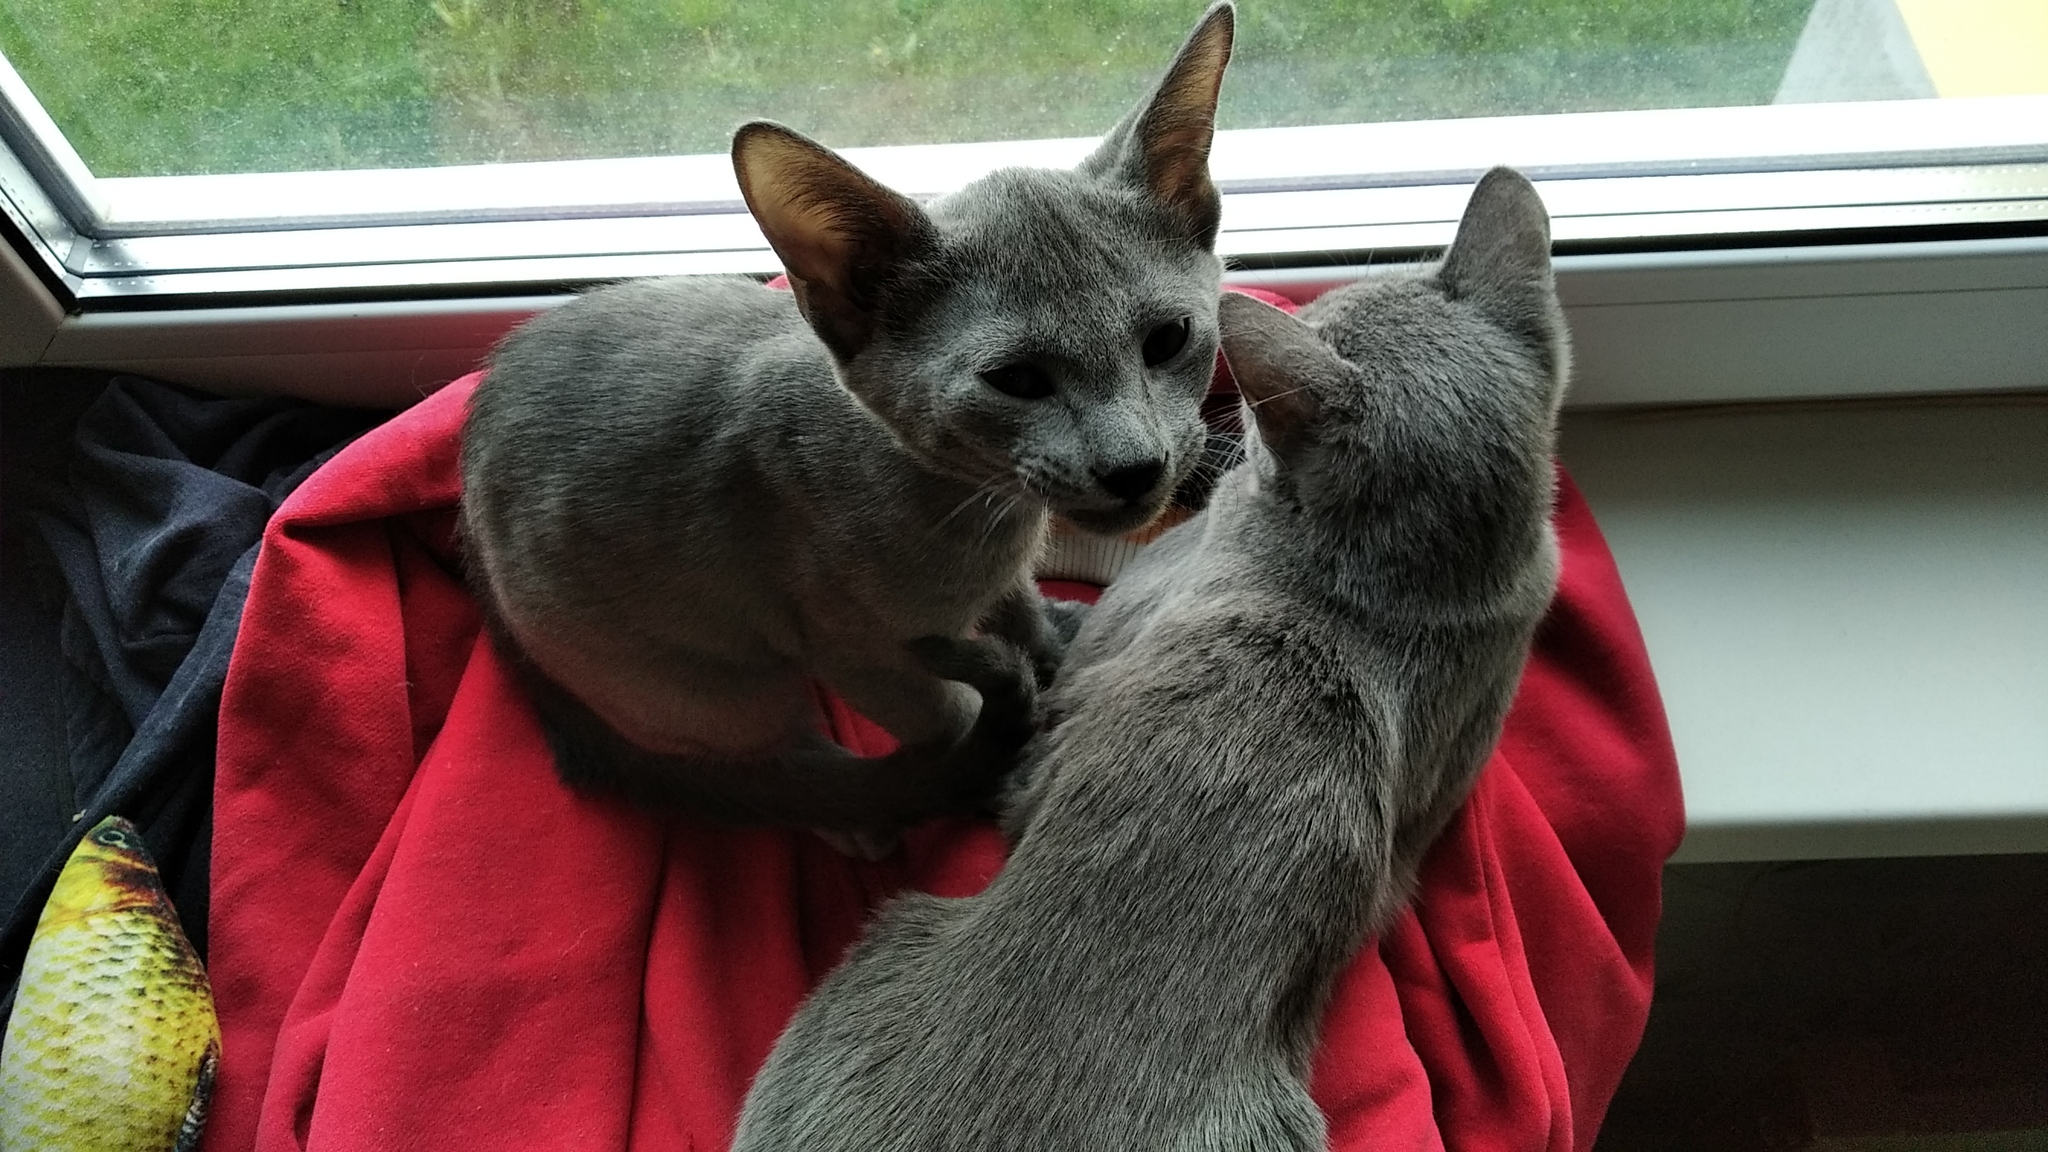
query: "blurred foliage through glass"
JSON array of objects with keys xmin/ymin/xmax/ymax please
[{"xmin": 0, "ymin": 0, "xmax": 1814, "ymax": 177}]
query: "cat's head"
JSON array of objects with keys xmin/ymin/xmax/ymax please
[
  {"xmin": 1217, "ymin": 167, "xmax": 1568, "ymax": 528},
  {"xmin": 732, "ymin": 3, "xmax": 1235, "ymax": 536}
]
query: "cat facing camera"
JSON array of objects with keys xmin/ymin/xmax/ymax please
[{"xmin": 459, "ymin": 3, "xmax": 1238, "ymax": 854}]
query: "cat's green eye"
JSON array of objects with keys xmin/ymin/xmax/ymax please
[
  {"xmin": 981, "ymin": 364, "xmax": 1056, "ymax": 400},
  {"xmin": 1142, "ymin": 319, "xmax": 1190, "ymax": 367}
]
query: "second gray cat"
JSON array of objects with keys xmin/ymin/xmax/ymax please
[
  {"xmin": 731, "ymin": 167, "xmax": 1570, "ymax": 1149},
  {"xmin": 460, "ymin": 5, "xmax": 1236, "ymax": 842}
]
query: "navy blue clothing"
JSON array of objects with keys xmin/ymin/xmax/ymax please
[{"xmin": 0, "ymin": 370, "xmax": 375, "ymax": 1027}]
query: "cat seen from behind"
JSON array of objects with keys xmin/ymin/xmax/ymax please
[
  {"xmin": 460, "ymin": 4, "xmax": 1237, "ymax": 848},
  {"xmin": 731, "ymin": 166, "xmax": 1571, "ymax": 1150}
]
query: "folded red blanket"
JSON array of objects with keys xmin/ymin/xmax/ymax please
[{"xmin": 206, "ymin": 298, "xmax": 1681, "ymax": 1152}]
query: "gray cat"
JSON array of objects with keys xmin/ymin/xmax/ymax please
[
  {"xmin": 730, "ymin": 167, "xmax": 1570, "ymax": 1150},
  {"xmin": 460, "ymin": 5, "xmax": 1236, "ymax": 842}
]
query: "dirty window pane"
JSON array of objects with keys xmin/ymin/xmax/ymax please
[{"xmin": 0, "ymin": 0, "xmax": 2042, "ymax": 178}]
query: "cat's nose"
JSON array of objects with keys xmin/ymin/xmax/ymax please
[{"xmin": 1094, "ymin": 459, "xmax": 1166, "ymax": 503}]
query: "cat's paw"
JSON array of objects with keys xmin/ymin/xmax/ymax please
[
  {"xmin": 1022, "ymin": 641, "xmax": 1063, "ymax": 691},
  {"xmin": 905, "ymin": 633, "xmax": 1040, "ymax": 816},
  {"xmin": 906, "ymin": 634, "xmax": 1040, "ymax": 755},
  {"xmin": 981, "ymin": 586, "xmax": 1077, "ymax": 689}
]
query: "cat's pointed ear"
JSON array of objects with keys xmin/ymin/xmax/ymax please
[
  {"xmin": 1438, "ymin": 167, "xmax": 1555, "ymax": 316},
  {"xmin": 734, "ymin": 121, "xmax": 938, "ymax": 359},
  {"xmin": 1081, "ymin": 2, "xmax": 1235, "ymax": 247},
  {"xmin": 1219, "ymin": 292, "xmax": 1335, "ymax": 451}
]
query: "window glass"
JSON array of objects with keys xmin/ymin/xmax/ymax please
[{"xmin": 8, "ymin": 0, "xmax": 2040, "ymax": 179}]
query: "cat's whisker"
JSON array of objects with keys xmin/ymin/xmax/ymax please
[
  {"xmin": 932, "ymin": 473, "xmax": 1014, "ymax": 536},
  {"xmin": 1245, "ymin": 386, "xmax": 1311, "ymax": 409},
  {"xmin": 980, "ymin": 492, "xmax": 1025, "ymax": 547},
  {"xmin": 945, "ymin": 479, "xmax": 1002, "ymax": 527}
]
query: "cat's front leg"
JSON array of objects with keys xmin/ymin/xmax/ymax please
[
  {"xmin": 803, "ymin": 635, "xmax": 1041, "ymax": 856},
  {"xmin": 983, "ymin": 579, "xmax": 1089, "ymax": 688},
  {"xmin": 901, "ymin": 633, "xmax": 1041, "ymax": 757}
]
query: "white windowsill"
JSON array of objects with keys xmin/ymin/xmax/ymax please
[{"xmin": 1564, "ymin": 398, "xmax": 2048, "ymax": 864}]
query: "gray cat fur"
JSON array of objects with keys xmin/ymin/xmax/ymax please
[
  {"xmin": 730, "ymin": 166, "xmax": 1570, "ymax": 1150},
  {"xmin": 460, "ymin": 4, "xmax": 1237, "ymax": 833}
]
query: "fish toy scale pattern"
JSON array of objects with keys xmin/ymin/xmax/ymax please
[{"xmin": 0, "ymin": 816, "xmax": 219, "ymax": 1152}]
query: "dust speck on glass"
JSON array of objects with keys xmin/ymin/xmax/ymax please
[{"xmin": 0, "ymin": 0, "xmax": 2041, "ymax": 178}]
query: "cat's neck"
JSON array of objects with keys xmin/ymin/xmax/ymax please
[
  {"xmin": 1204, "ymin": 458, "xmax": 1552, "ymax": 629},
  {"xmin": 995, "ymin": 720, "xmax": 1381, "ymax": 1068},
  {"xmin": 1199, "ymin": 466, "xmax": 1380, "ymax": 622}
]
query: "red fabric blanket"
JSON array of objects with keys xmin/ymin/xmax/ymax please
[{"xmin": 206, "ymin": 299, "xmax": 1682, "ymax": 1152}]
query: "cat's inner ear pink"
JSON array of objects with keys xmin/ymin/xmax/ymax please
[
  {"xmin": 732, "ymin": 122, "xmax": 932, "ymax": 355},
  {"xmin": 1137, "ymin": 4, "xmax": 1235, "ymax": 223},
  {"xmin": 1219, "ymin": 293, "xmax": 1330, "ymax": 450},
  {"xmin": 735, "ymin": 125, "xmax": 891, "ymax": 296}
]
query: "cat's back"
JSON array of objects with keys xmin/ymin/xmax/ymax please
[
  {"xmin": 461, "ymin": 276, "xmax": 837, "ymax": 570},
  {"xmin": 469, "ymin": 275, "xmax": 816, "ymax": 454},
  {"xmin": 458, "ymin": 274, "xmax": 850, "ymax": 643}
]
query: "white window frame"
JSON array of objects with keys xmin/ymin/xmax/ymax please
[
  {"xmin": 2, "ymin": 50, "xmax": 2046, "ymax": 865},
  {"xmin": 0, "ymin": 47, "xmax": 2044, "ymax": 303}
]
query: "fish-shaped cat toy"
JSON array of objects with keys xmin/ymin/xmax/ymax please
[{"xmin": 0, "ymin": 816, "xmax": 219, "ymax": 1152}]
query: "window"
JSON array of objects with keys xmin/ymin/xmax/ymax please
[
  {"xmin": 4, "ymin": 1, "xmax": 1842, "ymax": 175},
  {"xmin": 1, "ymin": 0, "xmax": 2044, "ymax": 303}
]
